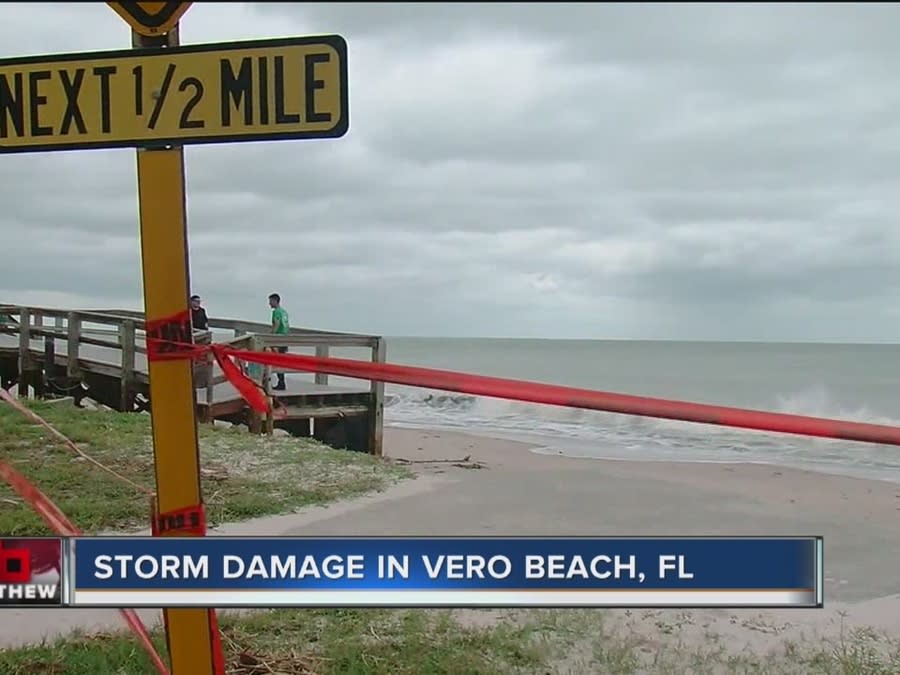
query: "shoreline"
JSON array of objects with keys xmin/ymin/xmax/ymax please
[
  {"xmin": 385, "ymin": 424, "xmax": 900, "ymax": 510},
  {"xmin": 382, "ymin": 425, "xmax": 900, "ymax": 518},
  {"xmin": 384, "ymin": 419, "xmax": 900, "ymax": 486}
]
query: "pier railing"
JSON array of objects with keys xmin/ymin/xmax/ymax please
[{"xmin": 0, "ymin": 304, "xmax": 385, "ymax": 454}]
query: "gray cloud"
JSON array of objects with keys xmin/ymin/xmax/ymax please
[{"xmin": 1, "ymin": 3, "xmax": 899, "ymax": 340}]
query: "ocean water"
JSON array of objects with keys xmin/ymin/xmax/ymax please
[{"xmin": 362, "ymin": 338, "xmax": 900, "ymax": 484}]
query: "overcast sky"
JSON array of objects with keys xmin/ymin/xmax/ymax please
[{"xmin": 1, "ymin": 2, "xmax": 899, "ymax": 341}]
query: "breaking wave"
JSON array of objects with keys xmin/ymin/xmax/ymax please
[{"xmin": 383, "ymin": 385, "xmax": 900, "ymax": 484}]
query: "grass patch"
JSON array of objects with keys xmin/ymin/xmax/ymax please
[
  {"xmin": 1, "ymin": 609, "xmax": 899, "ymax": 674},
  {"xmin": 0, "ymin": 400, "xmax": 411, "ymax": 535}
]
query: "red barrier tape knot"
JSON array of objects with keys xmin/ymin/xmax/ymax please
[
  {"xmin": 145, "ymin": 310, "xmax": 206, "ymax": 362},
  {"xmin": 145, "ymin": 310, "xmax": 273, "ymax": 415},
  {"xmin": 151, "ymin": 502, "xmax": 206, "ymax": 537}
]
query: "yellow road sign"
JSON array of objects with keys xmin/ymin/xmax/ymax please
[
  {"xmin": 107, "ymin": 1, "xmax": 192, "ymax": 36},
  {"xmin": 0, "ymin": 35, "xmax": 349, "ymax": 153}
]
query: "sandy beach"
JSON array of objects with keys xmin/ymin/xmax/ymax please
[
  {"xmin": 2, "ymin": 424, "xmax": 899, "ymax": 662},
  {"xmin": 373, "ymin": 427, "xmax": 900, "ymax": 653}
]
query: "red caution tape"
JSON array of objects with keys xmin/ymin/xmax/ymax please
[
  {"xmin": 0, "ymin": 388, "xmax": 154, "ymax": 496},
  {"xmin": 0, "ymin": 458, "xmax": 170, "ymax": 675},
  {"xmin": 144, "ymin": 325, "xmax": 900, "ymax": 447},
  {"xmin": 145, "ymin": 309, "xmax": 205, "ymax": 362},
  {"xmin": 211, "ymin": 345, "xmax": 269, "ymax": 413},
  {"xmin": 208, "ymin": 610, "xmax": 227, "ymax": 675},
  {"xmin": 223, "ymin": 348, "xmax": 900, "ymax": 448}
]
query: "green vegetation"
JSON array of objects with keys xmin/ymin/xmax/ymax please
[
  {"xmin": 0, "ymin": 400, "xmax": 410, "ymax": 535},
  {"xmin": 1, "ymin": 609, "xmax": 898, "ymax": 674}
]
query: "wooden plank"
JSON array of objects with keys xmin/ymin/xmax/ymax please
[
  {"xmin": 50, "ymin": 315, "xmax": 64, "ymax": 395},
  {"xmin": 199, "ymin": 398, "xmax": 245, "ymax": 419},
  {"xmin": 204, "ymin": 341, "xmax": 214, "ymax": 420},
  {"xmin": 315, "ymin": 345, "xmax": 329, "ymax": 385},
  {"xmin": 369, "ymin": 337, "xmax": 386, "ymax": 456},
  {"xmin": 66, "ymin": 312, "xmax": 81, "ymax": 378},
  {"xmin": 69, "ymin": 359, "xmax": 127, "ymax": 380},
  {"xmin": 11, "ymin": 328, "xmax": 147, "ymax": 354},
  {"xmin": 248, "ymin": 335, "xmax": 264, "ymax": 434},
  {"xmin": 17, "ymin": 307, "xmax": 30, "ymax": 369},
  {"xmin": 17, "ymin": 306, "xmax": 31, "ymax": 398},
  {"xmin": 83, "ymin": 308, "xmax": 145, "ymax": 320},
  {"xmin": 198, "ymin": 400, "xmax": 368, "ymax": 422},
  {"xmin": 43, "ymin": 330, "xmax": 55, "ymax": 393},
  {"xmin": 120, "ymin": 319, "xmax": 136, "ymax": 411},
  {"xmin": 207, "ymin": 380, "xmax": 368, "ymax": 402},
  {"xmin": 72, "ymin": 309, "xmax": 146, "ymax": 329},
  {"xmin": 254, "ymin": 333, "xmax": 377, "ymax": 349},
  {"xmin": 31, "ymin": 328, "xmax": 122, "ymax": 351},
  {"xmin": 33, "ymin": 311, "xmax": 45, "ymax": 398},
  {"xmin": 261, "ymin": 337, "xmax": 275, "ymax": 437},
  {"xmin": 204, "ymin": 316, "xmax": 376, "ymax": 340},
  {"xmin": 277, "ymin": 404, "xmax": 369, "ymax": 419}
]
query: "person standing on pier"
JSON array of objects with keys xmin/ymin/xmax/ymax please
[
  {"xmin": 268, "ymin": 293, "xmax": 290, "ymax": 390},
  {"xmin": 190, "ymin": 295, "xmax": 209, "ymax": 331}
]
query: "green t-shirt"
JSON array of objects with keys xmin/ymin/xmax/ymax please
[{"xmin": 271, "ymin": 307, "xmax": 290, "ymax": 334}]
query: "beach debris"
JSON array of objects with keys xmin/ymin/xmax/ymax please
[
  {"xmin": 232, "ymin": 649, "xmax": 322, "ymax": 674},
  {"xmin": 222, "ymin": 628, "xmax": 324, "ymax": 675},
  {"xmin": 453, "ymin": 460, "xmax": 486, "ymax": 470},
  {"xmin": 200, "ymin": 466, "xmax": 229, "ymax": 481},
  {"xmin": 392, "ymin": 455, "xmax": 486, "ymax": 470},
  {"xmin": 44, "ymin": 396, "xmax": 75, "ymax": 405},
  {"xmin": 394, "ymin": 454, "xmax": 472, "ymax": 464}
]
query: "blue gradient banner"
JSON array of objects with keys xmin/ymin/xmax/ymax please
[{"xmin": 69, "ymin": 536, "xmax": 822, "ymax": 608}]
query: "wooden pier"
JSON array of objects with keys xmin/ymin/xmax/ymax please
[{"xmin": 0, "ymin": 304, "xmax": 385, "ymax": 455}]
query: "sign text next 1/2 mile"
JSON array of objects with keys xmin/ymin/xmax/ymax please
[{"xmin": 0, "ymin": 35, "xmax": 349, "ymax": 153}]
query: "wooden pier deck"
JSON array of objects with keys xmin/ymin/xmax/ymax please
[{"xmin": 0, "ymin": 304, "xmax": 385, "ymax": 455}]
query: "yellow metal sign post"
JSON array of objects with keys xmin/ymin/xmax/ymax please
[
  {"xmin": 133, "ymin": 22, "xmax": 219, "ymax": 673},
  {"xmin": 0, "ymin": 4, "xmax": 349, "ymax": 671}
]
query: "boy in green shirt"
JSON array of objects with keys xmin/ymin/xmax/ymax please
[{"xmin": 268, "ymin": 293, "xmax": 290, "ymax": 390}]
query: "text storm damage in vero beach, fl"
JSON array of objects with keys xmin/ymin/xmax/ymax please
[
  {"xmin": 0, "ymin": 35, "xmax": 349, "ymax": 153},
  {"xmin": 69, "ymin": 537, "xmax": 824, "ymax": 609}
]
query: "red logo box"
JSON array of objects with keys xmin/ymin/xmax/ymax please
[{"xmin": 0, "ymin": 548, "xmax": 31, "ymax": 584}]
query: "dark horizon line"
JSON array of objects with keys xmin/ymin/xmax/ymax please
[{"xmin": 381, "ymin": 336, "xmax": 900, "ymax": 346}]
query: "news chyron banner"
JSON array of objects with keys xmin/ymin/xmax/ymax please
[
  {"xmin": 61, "ymin": 537, "xmax": 823, "ymax": 608},
  {"xmin": 0, "ymin": 537, "xmax": 65, "ymax": 606}
]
